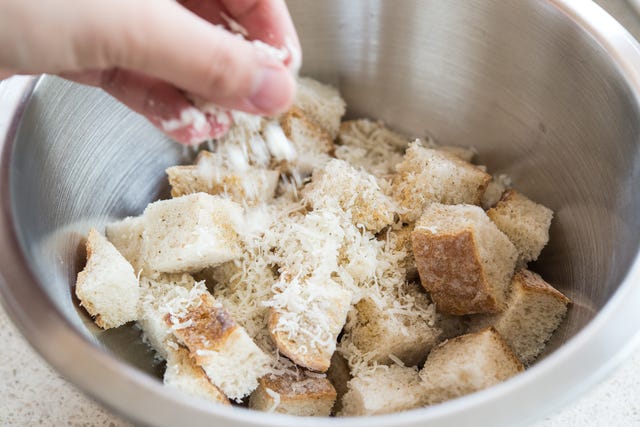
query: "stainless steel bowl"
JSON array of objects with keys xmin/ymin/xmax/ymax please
[{"xmin": 2, "ymin": 1, "xmax": 640, "ymax": 426}]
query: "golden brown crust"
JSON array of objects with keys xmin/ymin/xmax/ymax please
[
  {"xmin": 267, "ymin": 310, "xmax": 330, "ymax": 372},
  {"xmin": 515, "ymin": 269, "xmax": 571, "ymax": 304},
  {"xmin": 167, "ymin": 294, "xmax": 238, "ymax": 353},
  {"xmin": 259, "ymin": 374, "xmax": 337, "ymax": 401},
  {"xmin": 411, "ymin": 227, "xmax": 500, "ymax": 315}
]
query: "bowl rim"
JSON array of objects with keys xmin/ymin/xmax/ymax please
[{"xmin": 2, "ymin": 1, "xmax": 640, "ymax": 426}]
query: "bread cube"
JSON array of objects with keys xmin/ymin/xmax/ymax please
[
  {"xmin": 279, "ymin": 106, "xmax": 334, "ymax": 175},
  {"xmin": 137, "ymin": 273, "xmax": 204, "ymax": 360},
  {"xmin": 469, "ymin": 269, "xmax": 570, "ymax": 364},
  {"xmin": 335, "ymin": 119, "xmax": 407, "ymax": 177},
  {"xmin": 249, "ymin": 372, "xmax": 336, "ymax": 416},
  {"xmin": 340, "ymin": 365, "xmax": 425, "ymax": 416},
  {"xmin": 141, "ymin": 193, "xmax": 243, "ymax": 273},
  {"xmin": 166, "ymin": 151, "xmax": 280, "ymax": 204},
  {"xmin": 295, "ymin": 77, "xmax": 346, "ymax": 137},
  {"xmin": 164, "ymin": 346, "xmax": 230, "ymax": 405},
  {"xmin": 481, "ymin": 174, "xmax": 512, "ymax": 210},
  {"xmin": 487, "ymin": 190, "xmax": 553, "ymax": 266},
  {"xmin": 75, "ymin": 228, "xmax": 140, "ymax": 329},
  {"xmin": 380, "ymin": 223, "xmax": 418, "ymax": 281},
  {"xmin": 420, "ymin": 328, "xmax": 524, "ymax": 404},
  {"xmin": 267, "ymin": 276, "xmax": 352, "ymax": 372},
  {"xmin": 105, "ymin": 215, "xmax": 145, "ymax": 274},
  {"xmin": 326, "ymin": 353, "xmax": 351, "ymax": 414},
  {"xmin": 391, "ymin": 142, "xmax": 491, "ymax": 222},
  {"xmin": 168, "ymin": 291, "xmax": 271, "ymax": 401},
  {"xmin": 411, "ymin": 204, "xmax": 518, "ymax": 315},
  {"xmin": 344, "ymin": 284, "xmax": 441, "ymax": 366},
  {"xmin": 303, "ymin": 159, "xmax": 395, "ymax": 233}
]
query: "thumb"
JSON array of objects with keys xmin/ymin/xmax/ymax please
[{"xmin": 76, "ymin": 0, "xmax": 297, "ymax": 115}]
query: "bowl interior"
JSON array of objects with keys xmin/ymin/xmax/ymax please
[{"xmin": 8, "ymin": 0, "xmax": 640, "ymax": 398}]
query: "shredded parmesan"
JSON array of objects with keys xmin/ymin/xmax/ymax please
[{"xmin": 265, "ymin": 388, "xmax": 281, "ymax": 412}]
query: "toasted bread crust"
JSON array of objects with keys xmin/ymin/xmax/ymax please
[
  {"xmin": 412, "ymin": 228, "xmax": 500, "ymax": 314},
  {"xmin": 516, "ymin": 269, "xmax": 571, "ymax": 303},
  {"xmin": 167, "ymin": 294, "xmax": 238, "ymax": 354}
]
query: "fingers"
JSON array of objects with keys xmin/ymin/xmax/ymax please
[
  {"xmin": 62, "ymin": 69, "xmax": 231, "ymax": 145},
  {"xmin": 90, "ymin": 0, "xmax": 295, "ymax": 116},
  {"xmin": 180, "ymin": 0, "xmax": 301, "ymax": 72},
  {"xmin": 221, "ymin": 0, "xmax": 301, "ymax": 66}
]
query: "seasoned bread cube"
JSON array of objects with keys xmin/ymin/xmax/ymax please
[
  {"xmin": 411, "ymin": 204, "xmax": 518, "ymax": 315},
  {"xmin": 420, "ymin": 328, "xmax": 524, "ymax": 404},
  {"xmin": 249, "ymin": 372, "xmax": 337, "ymax": 416},
  {"xmin": 141, "ymin": 193, "xmax": 243, "ymax": 273},
  {"xmin": 326, "ymin": 353, "xmax": 351, "ymax": 414},
  {"xmin": 279, "ymin": 106, "xmax": 334, "ymax": 175},
  {"xmin": 75, "ymin": 228, "xmax": 140, "ymax": 329},
  {"xmin": 303, "ymin": 159, "xmax": 396, "ymax": 233},
  {"xmin": 295, "ymin": 77, "xmax": 346, "ymax": 138},
  {"xmin": 340, "ymin": 365, "xmax": 425, "ymax": 416},
  {"xmin": 481, "ymin": 174, "xmax": 511, "ymax": 210},
  {"xmin": 164, "ymin": 346, "xmax": 230, "ymax": 405},
  {"xmin": 469, "ymin": 270, "xmax": 570, "ymax": 364},
  {"xmin": 267, "ymin": 276, "xmax": 352, "ymax": 372},
  {"xmin": 343, "ymin": 284, "xmax": 441, "ymax": 366},
  {"xmin": 105, "ymin": 216, "xmax": 146, "ymax": 274},
  {"xmin": 391, "ymin": 142, "xmax": 491, "ymax": 222},
  {"xmin": 487, "ymin": 190, "xmax": 553, "ymax": 266},
  {"xmin": 335, "ymin": 119, "xmax": 407, "ymax": 177},
  {"xmin": 381, "ymin": 223, "xmax": 418, "ymax": 281},
  {"xmin": 137, "ymin": 274, "xmax": 204, "ymax": 360},
  {"xmin": 166, "ymin": 151, "xmax": 279, "ymax": 204},
  {"xmin": 168, "ymin": 291, "xmax": 271, "ymax": 401}
]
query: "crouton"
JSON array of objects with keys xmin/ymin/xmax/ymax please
[
  {"xmin": 302, "ymin": 159, "xmax": 396, "ymax": 233},
  {"xmin": 381, "ymin": 224, "xmax": 418, "ymax": 281},
  {"xmin": 487, "ymin": 190, "xmax": 553, "ymax": 266},
  {"xmin": 391, "ymin": 142, "xmax": 491, "ymax": 222},
  {"xmin": 481, "ymin": 174, "xmax": 512, "ymax": 210},
  {"xmin": 75, "ymin": 228, "xmax": 140, "ymax": 329},
  {"xmin": 166, "ymin": 151, "xmax": 280, "ymax": 204},
  {"xmin": 327, "ymin": 353, "xmax": 351, "ymax": 414},
  {"xmin": 249, "ymin": 372, "xmax": 337, "ymax": 416},
  {"xmin": 164, "ymin": 346, "xmax": 230, "ymax": 405},
  {"xmin": 340, "ymin": 365, "xmax": 425, "ymax": 416},
  {"xmin": 411, "ymin": 204, "xmax": 518, "ymax": 315},
  {"xmin": 267, "ymin": 275, "xmax": 352, "ymax": 372},
  {"xmin": 279, "ymin": 106, "xmax": 334, "ymax": 175},
  {"xmin": 167, "ymin": 291, "xmax": 271, "ymax": 401},
  {"xmin": 343, "ymin": 283, "xmax": 441, "ymax": 367},
  {"xmin": 295, "ymin": 77, "xmax": 346, "ymax": 138},
  {"xmin": 335, "ymin": 119, "xmax": 407, "ymax": 177},
  {"xmin": 105, "ymin": 216, "xmax": 146, "ymax": 275},
  {"xmin": 137, "ymin": 274, "xmax": 204, "ymax": 360},
  {"xmin": 141, "ymin": 193, "xmax": 243, "ymax": 273},
  {"xmin": 469, "ymin": 270, "xmax": 570, "ymax": 364},
  {"xmin": 420, "ymin": 328, "xmax": 524, "ymax": 404}
]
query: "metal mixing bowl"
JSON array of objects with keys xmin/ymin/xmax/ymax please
[{"xmin": 2, "ymin": 1, "xmax": 640, "ymax": 426}]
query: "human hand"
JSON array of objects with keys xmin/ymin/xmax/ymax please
[{"xmin": 0, "ymin": 0, "xmax": 300, "ymax": 144}]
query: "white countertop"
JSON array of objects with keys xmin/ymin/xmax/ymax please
[{"xmin": 2, "ymin": 1, "xmax": 640, "ymax": 426}]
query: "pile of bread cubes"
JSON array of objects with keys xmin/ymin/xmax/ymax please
[{"xmin": 76, "ymin": 77, "xmax": 571, "ymax": 417}]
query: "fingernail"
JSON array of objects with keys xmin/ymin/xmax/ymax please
[{"xmin": 249, "ymin": 66, "xmax": 294, "ymax": 115}]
